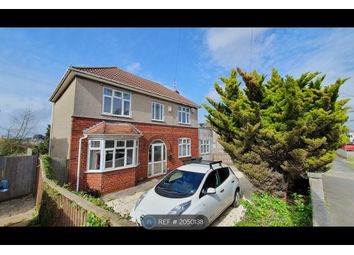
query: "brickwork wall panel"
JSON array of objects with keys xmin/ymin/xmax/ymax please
[{"xmin": 69, "ymin": 117, "xmax": 198, "ymax": 194}]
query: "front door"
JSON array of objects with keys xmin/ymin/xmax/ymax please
[{"xmin": 148, "ymin": 141, "xmax": 167, "ymax": 177}]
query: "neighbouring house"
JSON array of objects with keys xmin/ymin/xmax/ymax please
[
  {"xmin": 198, "ymin": 123, "xmax": 213, "ymax": 161},
  {"xmin": 49, "ymin": 66, "xmax": 200, "ymax": 194},
  {"xmin": 198, "ymin": 123, "xmax": 233, "ymax": 165}
]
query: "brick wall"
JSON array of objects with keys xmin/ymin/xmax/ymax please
[{"xmin": 68, "ymin": 116, "xmax": 198, "ymax": 194}]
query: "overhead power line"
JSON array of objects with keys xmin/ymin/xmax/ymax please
[{"xmin": 173, "ymin": 28, "xmax": 182, "ymax": 91}]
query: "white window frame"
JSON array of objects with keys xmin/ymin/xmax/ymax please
[
  {"xmin": 151, "ymin": 101, "xmax": 164, "ymax": 122},
  {"xmin": 102, "ymin": 87, "xmax": 132, "ymax": 117},
  {"xmin": 178, "ymin": 138, "xmax": 191, "ymax": 158},
  {"xmin": 87, "ymin": 138, "xmax": 138, "ymax": 172},
  {"xmin": 200, "ymin": 139, "xmax": 210, "ymax": 155},
  {"xmin": 88, "ymin": 140, "xmax": 103, "ymax": 171},
  {"xmin": 178, "ymin": 106, "xmax": 190, "ymax": 124}
]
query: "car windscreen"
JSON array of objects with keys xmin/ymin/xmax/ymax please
[{"xmin": 155, "ymin": 170, "xmax": 205, "ymax": 198}]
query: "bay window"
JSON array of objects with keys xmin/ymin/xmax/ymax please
[
  {"xmin": 178, "ymin": 138, "xmax": 191, "ymax": 158},
  {"xmin": 87, "ymin": 138, "xmax": 138, "ymax": 171},
  {"xmin": 103, "ymin": 87, "xmax": 131, "ymax": 117},
  {"xmin": 178, "ymin": 106, "xmax": 190, "ymax": 124}
]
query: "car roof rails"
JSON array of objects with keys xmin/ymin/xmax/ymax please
[
  {"xmin": 182, "ymin": 157, "xmax": 223, "ymax": 169},
  {"xmin": 209, "ymin": 160, "xmax": 223, "ymax": 169}
]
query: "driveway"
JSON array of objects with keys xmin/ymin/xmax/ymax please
[{"xmin": 102, "ymin": 166, "xmax": 254, "ymax": 226}]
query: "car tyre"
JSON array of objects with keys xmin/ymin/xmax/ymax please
[{"xmin": 232, "ymin": 189, "xmax": 241, "ymax": 208}]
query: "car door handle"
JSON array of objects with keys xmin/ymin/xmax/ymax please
[{"xmin": 220, "ymin": 189, "xmax": 224, "ymax": 193}]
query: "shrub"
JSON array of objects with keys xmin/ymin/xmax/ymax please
[
  {"xmin": 203, "ymin": 68, "xmax": 349, "ymax": 196},
  {"xmin": 85, "ymin": 212, "xmax": 110, "ymax": 227},
  {"xmin": 41, "ymin": 154, "xmax": 53, "ymax": 179},
  {"xmin": 235, "ymin": 192, "xmax": 312, "ymax": 227}
]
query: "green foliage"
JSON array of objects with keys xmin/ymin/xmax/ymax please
[
  {"xmin": 61, "ymin": 183, "xmax": 115, "ymax": 213},
  {"xmin": 85, "ymin": 212, "xmax": 110, "ymax": 227},
  {"xmin": 27, "ymin": 209, "xmax": 40, "ymax": 226},
  {"xmin": 78, "ymin": 192, "xmax": 115, "ymax": 213},
  {"xmin": 203, "ymin": 68, "xmax": 350, "ymax": 195},
  {"xmin": 235, "ymin": 192, "xmax": 312, "ymax": 227},
  {"xmin": 37, "ymin": 124, "xmax": 50, "ymax": 155},
  {"xmin": 41, "ymin": 154, "xmax": 53, "ymax": 179},
  {"xmin": 0, "ymin": 138, "xmax": 27, "ymax": 156}
]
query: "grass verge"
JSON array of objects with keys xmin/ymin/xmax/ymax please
[{"xmin": 235, "ymin": 192, "xmax": 312, "ymax": 227}]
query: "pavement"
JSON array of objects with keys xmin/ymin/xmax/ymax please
[
  {"xmin": 322, "ymin": 156, "xmax": 354, "ymax": 226},
  {"xmin": 102, "ymin": 166, "xmax": 255, "ymax": 226}
]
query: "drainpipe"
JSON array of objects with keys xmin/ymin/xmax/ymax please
[{"xmin": 76, "ymin": 134, "xmax": 88, "ymax": 192}]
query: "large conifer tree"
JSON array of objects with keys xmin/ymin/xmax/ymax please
[{"xmin": 203, "ymin": 68, "xmax": 349, "ymax": 196}]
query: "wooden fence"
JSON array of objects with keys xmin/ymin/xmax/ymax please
[
  {"xmin": 36, "ymin": 159, "xmax": 135, "ymax": 227},
  {"xmin": 0, "ymin": 155, "xmax": 38, "ymax": 202}
]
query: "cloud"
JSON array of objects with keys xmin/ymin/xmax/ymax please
[
  {"xmin": 126, "ymin": 62, "xmax": 141, "ymax": 74},
  {"xmin": 203, "ymin": 28, "xmax": 354, "ymax": 129},
  {"xmin": 205, "ymin": 28, "xmax": 271, "ymax": 70}
]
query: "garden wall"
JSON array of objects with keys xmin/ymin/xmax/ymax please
[{"xmin": 36, "ymin": 158, "xmax": 135, "ymax": 226}]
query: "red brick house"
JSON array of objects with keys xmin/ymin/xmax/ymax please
[{"xmin": 49, "ymin": 66, "xmax": 199, "ymax": 194}]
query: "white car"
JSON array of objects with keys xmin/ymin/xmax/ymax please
[{"xmin": 130, "ymin": 160, "xmax": 241, "ymax": 226}]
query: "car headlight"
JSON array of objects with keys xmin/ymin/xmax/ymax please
[
  {"xmin": 134, "ymin": 192, "xmax": 147, "ymax": 210},
  {"xmin": 168, "ymin": 200, "xmax": 191, "ymax": 215}
]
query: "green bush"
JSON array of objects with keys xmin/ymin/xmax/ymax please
[
  {"xmin": 41, "ymin": 154, "xmax": 53, "ymax": 179},
  {"xmin": 61, "ymin": 183, "xmax": 115, "ymax": 213},
  {"xmin": 0, "ymin": 138, "xmax": 27, "ymax": 156},
  {"xmin": 85, "ymin": 212, "xmax": 110, "ymax": 227},
  {"xmin": 235, "ymin": 192, "xmax": 312, "ymax": 227}
]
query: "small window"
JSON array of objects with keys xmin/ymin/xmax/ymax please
[
  {"xmin": 199, "ymin": 139, "xmax": 210, "ymax": 154},
  {"xmin": 0, "ymin": 179, "xmax": 9, "ymax": 193},
  {"xmin": 217, "ymin": 168, "xmax": 230, "ymax": 184},
  {"xmin": 152, "ymin": 101, "xmax": 164, "ymax": 121},
  {"xmin": 178, "ymin": 106, "xmax": 190, "ymax": 124}
]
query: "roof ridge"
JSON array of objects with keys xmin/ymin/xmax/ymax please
[
  {"xmin": 72, "ymin": 66, "xmax": 117, "ymax": 69},
  {"xmin": 114, "ymin": 66, "xmax": 166, "ymax": 87}
]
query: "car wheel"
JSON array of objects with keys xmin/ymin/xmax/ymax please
[{"xmin": 232, "ymin": 189, "xmax": 241, "ymax": 208}]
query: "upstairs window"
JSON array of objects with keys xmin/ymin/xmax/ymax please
[
  {"xmin": 199, "ymin": 139, "xmax": 210, "ymax": 154},
  {"xmin": 103, "ymin": 87, "xmax": 131, "ymax": 117},
  {"xmin": 178, "ymin": 106, "xmax": 190, "ymax": 124},
  {"xmin": 152, "ymin": 102, "xmax": 164, "ymax": 121}
]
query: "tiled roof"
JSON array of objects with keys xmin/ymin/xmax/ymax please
[
  {"xmin": 71, "ymin": 66, "xmax": 198, "ymax": 107},
  {"xmin": 84, "ymin": 121, "xmax": 143, "ymax": 136}
]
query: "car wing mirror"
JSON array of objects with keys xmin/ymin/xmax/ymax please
[{"xmin": 206, "ymin": 187, "xmax": 216, "ymax": 195}]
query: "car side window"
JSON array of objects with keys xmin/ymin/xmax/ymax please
[
  {"xmin": 199, "ymin": 171, "xmax": 220, "ymax": 198},
  {"xmin": 217, "ymin": 167, "xmax": 230, "ymax": 184}
]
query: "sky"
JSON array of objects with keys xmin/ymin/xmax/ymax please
[{"xmin": 1, "ymin": 28, "xmax": 354, "ymax": 136}]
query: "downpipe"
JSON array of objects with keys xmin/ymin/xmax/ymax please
[{"xmin": 76, "ymin": 134, "xmax": 88, "ymax": 192}]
